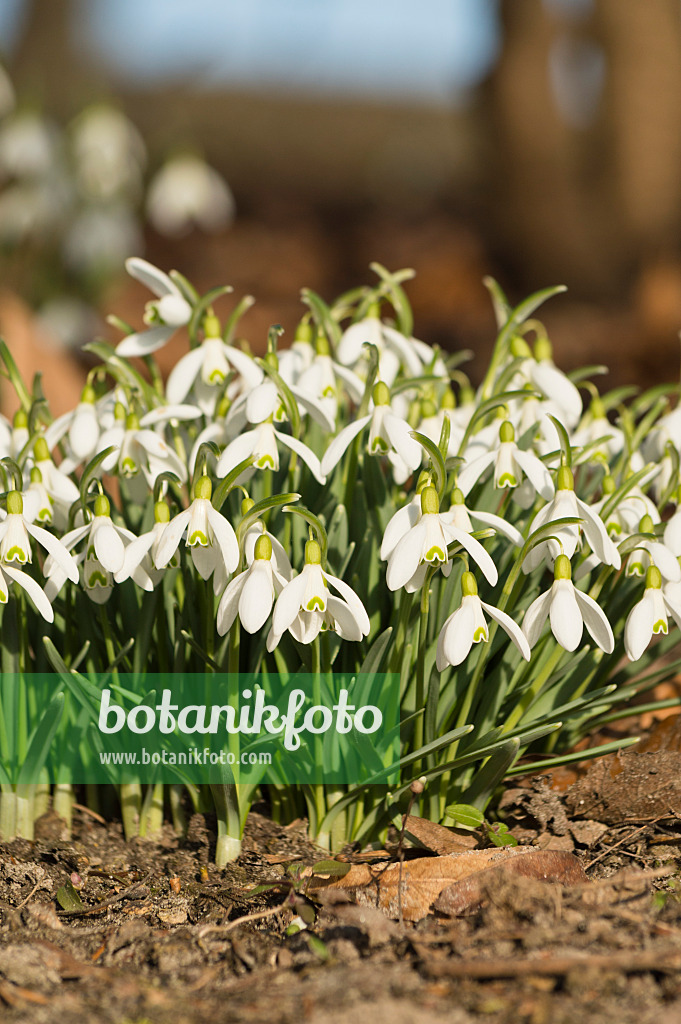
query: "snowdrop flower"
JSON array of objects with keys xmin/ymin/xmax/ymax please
[
  {"xmin": 625, "ymin": 514, "xmax": 681, "ymax": 583},
  {"xmin": 32, "ymin": 437, "xmax": 80, "ymax": 526},
  {"xmin": 458, "ymin": 420, "xmax": 554, "ymax": 505},
  {"xmin": 0, "ymin": 110, "xmax": 58, "ymax": 178},
  {"xmin": 594, "ymin": 476, "xmax": 660, "ymax": 540},
  {"xmin": 522, "ymin": 465, "xmax": 621, "ymax": 574},
  {"xmin": 217, "ymin": 534, "xmax": 290, "ymax": 636},
  {"xmin": 418, "ymin": 391, "xmax": 466, "ymax": 460},
  {"xmin": 115, "ymin": 258, "xmax": 193, "ymax": 357},
  {"xmin": 436, "ymin": 571, "xmax": 530, "ymax": 671},
  {"xmin": 0, "ymin": 490, "xmax": 79, "ymax": 586},
  {"xmin": 624, "ymin": 566, "xmax": 681, "ymax": 661},
  {"xmin": 385, "ymin": 485, "xmax": 498, "ymax": 592},
  {"xmin": 153, "ymin": 476, "xmax": 239, "ymax": 592},
  {"xmin": 115, "ymin": 500, "xmax": 178, "ymax": 588},
  {"xmin": 22, "ymin": 467, "xmax": 53, "ymax": 525},
  {"xmin": 336, "ymin": 306, "xmax": 428, "ymax": 386},
  {"xmin": 290, "ymin": 333, "xmax": 364, "ymax": 432},
  {"xmin": 571, "ymin": 395, "xmax": 625, "ymax": 462},
  {"xmin": 0, "ymin": 561, "xmax": 54, "ymax": 621},
  {"xmin": 321, "ymin": 381, "xmax": 421, "ymax": 485},
  {"xmin": 44, "ymin": 383, "xmax": 100, "ymax": 465},
  {"xmin": 166, "ymin": 313, "xmax": 263, "ymax": 414},
  {"xmin": 267, "ymin": 539, "xmax": 370, "ymax": 650},
  {"xmin": 523, "ymin": 554, "xmax": 614, "ymax": 653},
  {"xmin": 97, "ymin": 406, "xmax": 193, "ymax": 498},
  {"xmin": 278, "ymin": 321, "xmax": 315, "ymax": 386},
  {"xmin": 146, "ymin": 153, "xmax": 235, "ymax": 237},
  {"xmin": 44, "ymin": 494, "xmax": 152, "ymax": 604},
  {"xmin": 507, "ymin": 334, "xmax": 582, "ymax": 430},
  {"xmin": 442, "ymin": 486, "xmax": 524, "ymax": 547},
  {"xmin": 70, "ymin": 104, "xmax": 146, "ymax": 201},
  {"xmin": 217, "ymin": 416, "xmax": 325, "ymax": 485}
]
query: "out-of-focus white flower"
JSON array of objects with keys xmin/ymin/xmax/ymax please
[
  {"xmin": 336, "ymin": 306, "xmax": 442, "ymax": 387},
  {"xmin": 436, "ymin": 571, "xmax": 530, "ymax": 670},
  {"xmin": 0, "ymin": 64, "xmax": 15, "ymax": 119},
  {"xmin": 70, "ymin": 104, "xmax": 146, "ymax": 200},
  {"xmin": 63, "ymin": 203, "xmax": 143, "ymax": 274},
  {"xmin": 116, "ymin": 258, "xmax": 193, "ymax": 357},
  {"xmin": 523, "ymin": 554, "xmax": 614, "ymax": 653},
  {"xmin": 507, "ymin": 335, "xmax": 582, "ymax": 430},
  {"xmin": 146, "ymin": 153, "xmax": 235, "ymax": 237},
  {"xmin": 0, "ymin": 110, "xmax": 59, "ymax": 178},
  {"xmin": 97, "ymin": 404, "xmax": 197, "ymax": 496}
]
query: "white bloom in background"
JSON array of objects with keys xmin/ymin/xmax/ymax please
[
  {"xmin": 146, "ymin": 153, "xmax": 235, "ymax": 237},
  {"xmin": 278, "ymin": 322, "xmax": 315, "ymax": 386},
  {"xmin": 321, "ymin": 380, "xmax": 421, "ymax": 485},
  {"xmin": 522, "ymin": 554, "xmax": 614, "ymax": 653},
  {"xmin": 291, "ymin": 334, "xmax": 364, "ymax": 432},
  {"xmin": 418, "ymin": 391, "xmax": 466, "ymax": 460},
  {"xmin": 70, "ymin": 104, "xmax": 146, "ymax": 201},
  {"xmin": 624, "ymin": 566, "xmax": 681, "ymax": 661},
  {"xmin": 336, "ymin": 307, "xmax": 440, "ymax": 386},
  {"xmin": 507, "ymin": 335, "xmax": 583, "ymax": 430},
  {"xmin": 217, "ymin": 417, "xmax": 325, "ymax": 485},
  {"xmin": 436, "ymin": 571, "xmax": 530, "ymax": 670},
  {"xmin": 153, "ymin": 476, "xmax": 239, "ymax": 592},
  {"xmin": 625, "ymin": 514, "xmax": 681, "ymax": 583},
  {"xmin": 217, "ymin": 533, "xmax": 290, "ymax": 636},
  {"xmin": 522, "ymin": 465, "xmax": 621, "ymax": 574},
  {"xmin": 44, "ymin": 494, "xmax": 152, "ymax": 604},
  {"xmin": 32, "ymin": 437, "xmax": 80, "ymax": 526},
  {"xmin": 594, "ymin": 480, "xmax": 660, "ymax": 540},
  {"xmin": 458, "ymin": 420, "xmax": 554, "ymax": 504},
  {"xmin": 115, "ymin": 258, "xmax": 193, "ymax": 357},
  {"xmin": 664, "ymin": 503, "xmax": 681, "ymax": 556},
  {"xmin": 572, "ymin": 399, "xmax": 625, "ymax": 462},
  {"xmin": 385, "ymin": 485, "xmax": 498, "ymax": 592},
  {"xmin": 45, "ymin": 382, "xmax": 100, "ymax": 465},
  {"xmin": 0, "ymin": 63, "xmax": 15, "ymax": 118},
  {"xmin": 0, "ymin": 110, "xmax": 59, "ymax": 178},
  {"xmin": 63, "ymin": 203, "xmax": 143, "ymax": 275},
  {"xmin": 267, "ymin": 538, "xmax": 370, "ymax": 650}
]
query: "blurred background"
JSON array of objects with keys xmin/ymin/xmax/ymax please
[{"xmin": 2, "ymin": 0, "xmax": 681, "ymax": 413}]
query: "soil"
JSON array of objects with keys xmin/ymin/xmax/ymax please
[{"xmin": 1, "ymin": 754, "xmax": 681, "ymax": 1024}]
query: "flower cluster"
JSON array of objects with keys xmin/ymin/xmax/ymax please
[{"xmin": 3, "ymin": 258, "xmax": 681, "ymax": 859}]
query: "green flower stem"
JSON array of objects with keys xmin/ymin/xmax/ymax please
[
  {"xmin": 139, "ymin": 782, "xmax": 164, "ymax": 837},
  {"xmin": 0, "ymin": 788, "xmax": 16, "ymax": 840},
  {"xmin": 98, "ymin": 606, "xmax": 120, "ymax": 684},
  {"xmin": 53, "ymin": 783, "xmax": 75, "ymax": 832},
  {"xmin": 389, "ymin": 590, "xmax": 414, "ymax": 677},
  {"xmin": 119, "ymin": 782, "xmax": 142, "ymax": 840},
  {"xmin": 414, "ymin": 573, "xmax": 433, "ymax": 757}
]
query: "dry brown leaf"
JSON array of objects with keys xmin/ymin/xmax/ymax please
[
  {"xmin": 402, "ymin": 815, "xmax": 478, "ymax": 854},
  {"xmin": 306, "ymin": 846, "xmax": 587, "ymax": 922}
]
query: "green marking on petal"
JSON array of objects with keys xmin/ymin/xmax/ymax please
[
  {"xmin": 473, "ymin": 626, "xmax": 488, "ymax": 643},
  {"xmin": 497, "ymin": 473, "xmax": 516, "ymax": 488},
  {"xmin": 256, "ymin": 454, "xmax": 276, "ymax": 469},
  {"xmin": 6, "ymin": 546, "xmax": 28, "ymax": 563},
  {"xmin": 322, "ymin": 386, "xmax": 334, "ymax": 397},
  {"xmin": 188, "ymin": 530, "xmax": 209, "ymax": 547},
  {"xmin": 628, "ymin": 562, "xmax": 644, "ymax": 576},
  {"xmin": 424, "ymin": 545, "xmax": 446, "ymax": 562},
  {"xmin": 0, "ymin": 587, "xmax": 7, "ymax": 603},
  {"xmin": 370, "ymin": 437, "xmax": 389, "ymax": 453},
  {"xmin": 653, "ymin": 619, "xmax": 668, "ymax": 635},
  {"xmin": 87, "ymin": 544, "xmax": 96, "ymax": 559},
  {"xmin": 121, "ymin": 458, "xmax": 138, "ymax": 476},
  {"xmin": 208, "ymin": 369, "xmax": 226, "ymax": 384},
  {"xmin": 307, "ymin": 596, "xmax": 325, "ymax": 612},
  {"xmin": 87, "ymin": 570, "xmax": 108, "ymax": 588}
]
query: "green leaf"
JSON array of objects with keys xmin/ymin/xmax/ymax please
[
  {"xmin": 79, "ymin": 446, "xmax": 118, "ymax": 514},
  {"xmin": 187, "ymin": 284, "xmax": 234, "ymax": 345},
  {"xmin": 411, "ymin": 430, "xmax": 446, "ymax": 497},
  {"xmin": 443, "ymin": 803, "xmax": 484, "ymax": 829},
  {"xmin": 460, "ymin": 739, "xmax": 520, "ymax": 809},
  {"xmin": 311, "ymin": 859, "xmax": 351, "ymax": 876},
  {"xmin": 16, "ymin": 691, "xmax": 64, "ymax": 785},
  {"xmin": 212, "ymin": 456, "xmax": 256, "ymax": 511},
  {"xmin": 237, "ymin": 492, "xmax": 299, "ymax": 547},
  {"xmin": 547, "ymin": 415, "xmax": 572, "ymax": 468},
  {"xmin": 483, "ymin": 277, "xmax": 511, "ymax": 329},
  {"xmin": 300, "ymin": 288, "xmax": 342, "ymax": 348},
  {"xmin": 56, "ymin": 880, "xmax": 85, "ymax": 912},
  {"xmin": 370, "ymin": 262, "xmax": 415, "ymax": 337},
  {"xmin": 283, "ymin": 505, "xmax": 328, "ymax": 562},
  {"xmin": 0, "ymin": 338, "xmax": 31, "ymax": 411}
]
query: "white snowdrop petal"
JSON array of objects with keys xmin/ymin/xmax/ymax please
[
  {"xmin": 26, "ymin": 523, "xmax": 80, "ymax": 583},
  {"xmin": 482, "ymin": 601, "xmax": 531, "ymax": 661},
  {"xmin": 216, "ymin": 572, "xmax": 248, "ymax": 636},
  {"xmin": 439, "ymin": 601, "xmax": 477, "ymax": 669},
  {"xmin": 239, "ymin": 563, "xmax": 275, "ymax": 633},
  {"xmin": 206, "ymin": 504, "xmax": 239, "ymax": 573},
  {"xmin": 125, "ymin": 256, "xmax": 176, "ymax": 297},
  {"xmin": 116, "ymin": 325, "xmax": 175, "ymax": 357},
  {"xmin": 549, "ymin": 581, "xmax": 583, "ymax": 652},
  {"xmin": 3, "ymin": 564, "xmax": 53, "ymax": 622},
  {"xmin": 321, "ymin": 416, "xmax": 370, "ymax": 477},
  {"xmin": 93, "ymin": 520, "xmax": 126, "ymax": 573},
  {"xmin": 324, "ymin": 572, "xmax": 370, "ymax": 635},
  {"xmin": 275, "ymin": 430, "xmax": 326, "ymax": 484},
  {"xmin": 273, "ymin": 572, "xmax": 308, "ymax": 635},
  {"xmin": 166, "ymin": 348, "xmax": 207, "ymax": 404},
  {"xmin": 574, "ymin": 589, "xmax": 615, "ymax": 654},
  {"xmin": 522, "ymin": 589, "xmax": 553, "ymax": 648},
  {"xmin": 154, "ymin": 509, "xmax": 191, "ymax": 568},
  {"xmin": 624, "ymin": 592, "xmax": 656, "ymax": 661}
]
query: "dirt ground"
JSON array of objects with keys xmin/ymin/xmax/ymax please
[{"xmin": 1, "ymin": 738, "xmax": 681, "ymax": 1024}]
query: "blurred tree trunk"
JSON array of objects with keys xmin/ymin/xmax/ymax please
[
  {"xmin": 485, "ymin": 0, "xmax": 681, "ymax": 299},
  {"xmin": 9, "ymin": 0, "xmax": 100, "ymax": 115}
]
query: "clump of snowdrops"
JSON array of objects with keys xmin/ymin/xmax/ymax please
[{"xmin": 1, "ymin": 258, "xmax": 680, "ymax": 864}]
